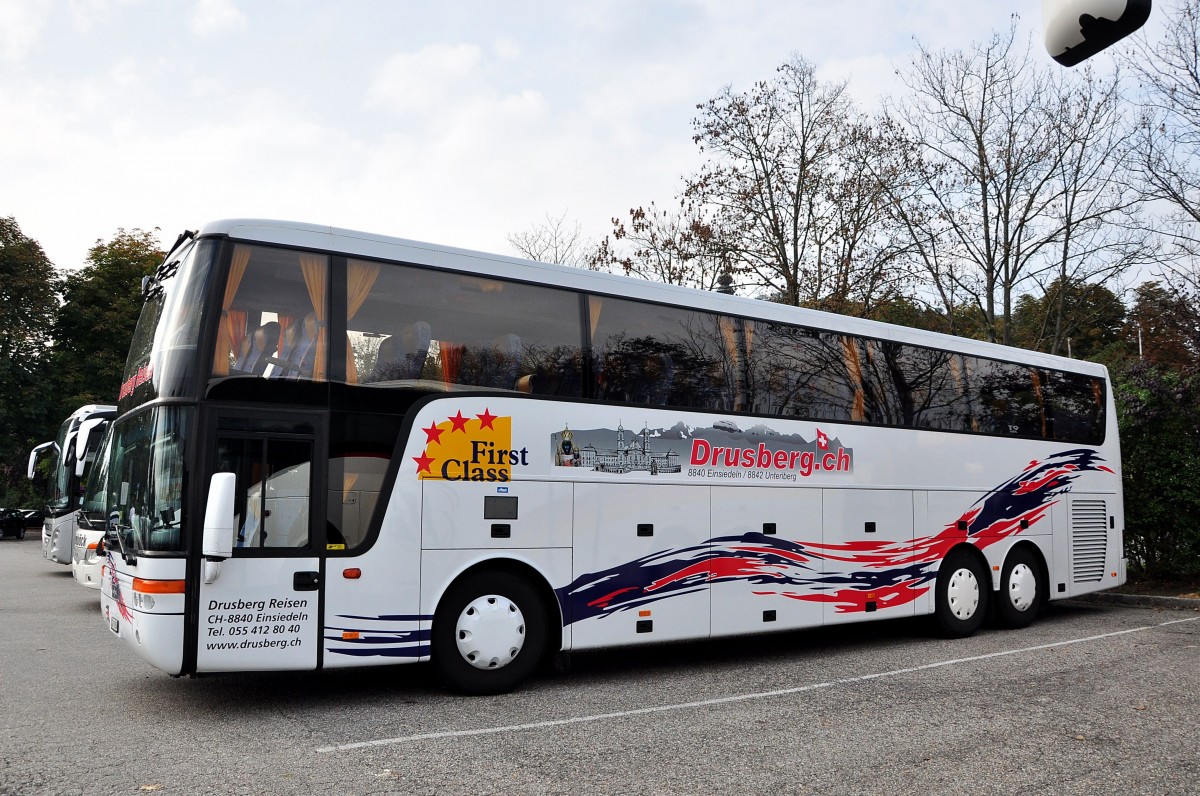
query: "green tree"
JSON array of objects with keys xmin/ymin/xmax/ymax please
[
  {"xmin": 1009, "ymin": 278, "xmax": 1126, "ymax": 360},
  {"xmin": 48, "ymin": 229, "xmax": 163, "ymax": 416},
  {"xmin": 1114, "ymin": 360, "xmax": 1200, "ymax": 580},
  {"xmin": 0, "ymin": 216, "xmax": 59, "ymax": 504},
  {"xmin": 1123, "ymin": 281, "xmax": 1199, "ymax": 370},
  {"xmin": 864, "ymin": 296, "xmax": 987, "ymax": 339}
]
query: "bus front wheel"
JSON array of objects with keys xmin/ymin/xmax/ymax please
[
  {"xmin": 935, "ymin": 549, "xmax": 989, "ymax": 638},
  {"xmin": 432, "ymin": 571, "xmax": 548, "ymax": 695}
]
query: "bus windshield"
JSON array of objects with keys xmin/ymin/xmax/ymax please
[
  {"xmin": 107, "ymin": 406, "xmax": 191, "ymax": 553},
  {"xmin": 79, "ymin": 427, "xmax": 113, "ymax": 531},
  {"xmin": 119, "ymin": 238, "xmax": 217, "ymax": 412},
  {"xmin": 44, "ymin": 418, "xmax": 73, "ymax": 517}
]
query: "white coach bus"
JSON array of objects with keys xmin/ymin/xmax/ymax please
[
  {"xmin": 100, "ymin": 220, "xmax": 1124, "ymax": 694},
  {"xmin": 29, "ymin": 404, "xmax": 116, "ymax": 566},
  {"xmin": 71, "ymin": 423, "xmax": 114, "ymax": 589}
]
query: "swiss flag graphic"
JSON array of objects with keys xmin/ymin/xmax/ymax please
[{"xmin": 816, "ymin": 428, "xmax": 829, "ymax": 450}]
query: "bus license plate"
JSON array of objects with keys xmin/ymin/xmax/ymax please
[{"xmin": 109, "ymin": 615, "xmax": 119, "ymax": 634}]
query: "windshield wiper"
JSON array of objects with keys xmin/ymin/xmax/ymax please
[{"xmin": 105, "ymin": 515, "xmax": 137, "ymax": 567}]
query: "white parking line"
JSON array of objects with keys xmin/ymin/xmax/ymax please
[{"xmin": 316, "ymin": 615, "xmax": 1199, "ymax": 753}]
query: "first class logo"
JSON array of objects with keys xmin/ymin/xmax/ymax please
[{"xmin": 413, "ymin": 408, "xmax": 529, "ymax": 482}]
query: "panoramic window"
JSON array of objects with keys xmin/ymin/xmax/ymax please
[
  {"xmin": 347, "ymin": 259, "xmax": 584, "ymax": 395},
  {"xmin": 1044, "ymin": 369, "xmax": 1105, "ymax": 444},
  {"xmin": 750, "ymin": 324, "xmax": 859, "ymax": 421},
  {"xmin": 971, "ymin": 359, "xmax": 1046, "ymax": 437},
  {"xmin": 856, "ymin": 340, "xmax": 970, "ymax": 430},
  {"xmin": 212, "ymin": 244, "xmax": 329, "ymax": 382},
  {"xmin": 589, "ymin": 296, "xmax": 743, "ymax": 410}
]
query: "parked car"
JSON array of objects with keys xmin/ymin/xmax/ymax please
[
  {"xmin": 0, "ymin": 508, "xmax": 26, "ymax": 540},
  {"xmin": 20, "ymin": 508, "xmax": 44, "ymax": 528}
]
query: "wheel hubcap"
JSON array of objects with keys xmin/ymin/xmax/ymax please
[
  {"xmin": 455, "ymin": 594, "xmax": 526, "ymax": 671},
  {"xmin": 1007, "ymin": 563, "xmax": 1037, "ymax": 612},
  {"xmin": 946, "ymin": 567, "xmax": 980, "ymax": 620}
]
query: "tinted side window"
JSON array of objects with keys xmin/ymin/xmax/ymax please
[
  {"xmin": 973, "ymin": 360, "xmax": 1046, "ymax": 437},
  {"xmin": 589, "ymin": 297, "xmax": 740, "ymax": 410},
  {"xmin": 1045, "ymin": 370, "xmax": 1105, "ymax": 444},
  {"xmin": 348, "ymin": 261, "xmax": 584, "ymax": 395},
  {"xmin": 750, "ymin": 324, "xmax": 858, "ymax": 421},
  {"xmin": 858, "ymin": 341, "xmax": 971, "ymax": 430}
]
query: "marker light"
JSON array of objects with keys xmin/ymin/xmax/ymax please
[
  {"xmin": 132, "ymin": 578, "xmax": 186, "ymax": 594},
  {"xmin": 343, "ymin": 568, "xmax": 362, "ymax": 579}
]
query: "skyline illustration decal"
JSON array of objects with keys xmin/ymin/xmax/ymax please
[{"xmin": 552, "ymin": 419, "xmax": 853, "ymax": 481}]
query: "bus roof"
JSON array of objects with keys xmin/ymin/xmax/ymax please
[{"xmin": 197, "ymin": 218, "xmax": 1109, "ymax": 379}]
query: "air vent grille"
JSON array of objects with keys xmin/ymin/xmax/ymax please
[{"xmin": 1071, "ymin": 499, "xmax": 1108, "ymax": 583}]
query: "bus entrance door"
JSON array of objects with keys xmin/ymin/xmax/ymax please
[{"xmin": 195, "ymin": 410, "xmax": 325, "ymax": 672}]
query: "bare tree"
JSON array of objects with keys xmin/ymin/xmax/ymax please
[
  {"xmin": 507, "ymin": 210, "xmax": 605, "ymax": 270},
  {"xmin": 888, "ymin": 23, "xmax": 1149, "ymax": 348},
  {"xmin": 590, "ymin": 200, "xmax": 726, "ymax": 291},
  {"xmin": 1032, "ymin": 65, "xmax": 1155, "ymax": 356},
  {"xmin": 684, "ymin": 55, "xmax": 913, "ymax": 312},
  {"xmin": 887, "ymin": 25, "xmax": 1065, "ymax": 344},
  {"xmin": 1128, "ymin": 0, "xmax": 1200, "ymax": 289}
]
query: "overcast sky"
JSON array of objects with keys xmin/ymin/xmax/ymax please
[{"xmin": 0, "ymin": 0, "xmax": 1144, "ymax": 271}]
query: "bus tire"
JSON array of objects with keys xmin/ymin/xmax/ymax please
[
  {"xmin": 432, "ymin": 570, "xmax": 548, "ymax": 695},
  {"xmin": 995, "ymin": 547, "xmax": 1044, "ymax": 629},
  {"xmin": 935, "ymin": 549, "xmax": 989, "ymax": 638}
]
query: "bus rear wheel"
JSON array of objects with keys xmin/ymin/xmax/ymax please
[
  {"xmin": 432, "ymin": 571, "xmax": 548, "ymax": 695},
  {"xmin": 935, "ymin": 549, "xmax": 989, "ymax": 638},
  {"xmin": 995, "ymin": 548, "xmax": 1044, "ymax": 629}
]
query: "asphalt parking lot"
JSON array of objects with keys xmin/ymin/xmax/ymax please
[{"xmin": 2, "ymin": 533, "xmax": 1198, "ymax": 796}]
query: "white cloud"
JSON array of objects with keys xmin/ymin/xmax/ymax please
[
  {"xmin": 189, "ymin": 0, "xmax": 246, "ymax": 37},
  {"xmin": 66, "ymin": 0, "xmax": 141, "ymax": 33},
  {"xmin": 0, "ymin": 0, "xmax": 1062, "ymax": 273},
  {"xmin": 492, "ymin": 38, "xmax": 520, "ymax": 61},
  {"xmin": 0, "ymin": 0, "xmax": 47, "ymax": 61},
  {"xmin": 366, "ymin": 43, "xmax": 486, "ymax": 114}
]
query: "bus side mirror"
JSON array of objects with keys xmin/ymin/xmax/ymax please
[
  {"xmin": 74, "ymin": 418, "xmax": 108, "ymax": 477},
  {"xmin": 201, "ymin": 472, "xmax": 237, "ymax": 584},
  {"xmin": 27, "ymin": 441, "xmax": 55, "ymax": 481},
  {"xmin": 1043, "ymin": 0, "xmax": 1151, "ymax": 66}
]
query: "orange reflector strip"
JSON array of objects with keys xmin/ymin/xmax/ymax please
[
  {"xmin": 342, "ymin": 631, "xmax": 360, "ymax": 640},
  {"xmin": 132, "ymin": 578, "xmax": 186, "ymax": 594},
  {"xmin": 343, "ymin": 568, "xmax": 362, "ymax": 579},
  {"xmin": 638, "ymin": 610, "xmax": 651, "ymax": 617}
]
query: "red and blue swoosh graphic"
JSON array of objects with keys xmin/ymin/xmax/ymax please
[
  {"xmin": 324, "ymin": 614, "xmax": 432, "ymax": 659},
  {"xmin": 556, "ymin": 449, "xmax": 1113, "ymax": 623}
]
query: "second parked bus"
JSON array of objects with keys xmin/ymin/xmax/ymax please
[{"xmin": 29, "ymin": 404, "xmax": 116, "ymax": 566}]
